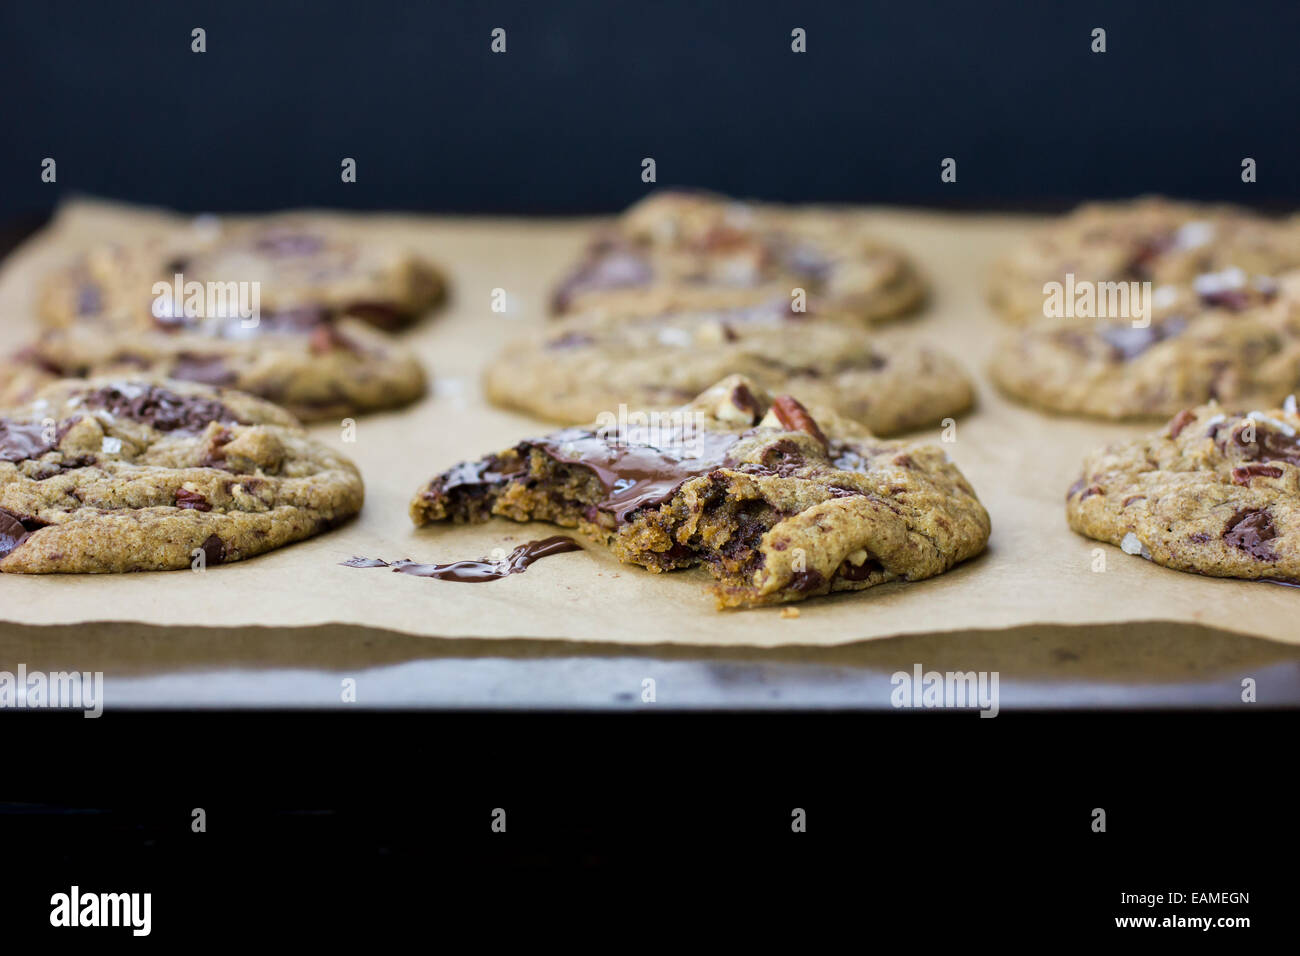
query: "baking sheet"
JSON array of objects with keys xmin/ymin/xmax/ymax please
[{"xmin": 1, "ymin": 198, "xmax": 1296, "ymax": 649}]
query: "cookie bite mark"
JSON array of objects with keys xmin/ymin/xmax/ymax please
[{"xmin": 412, "ymin": 375, "xmax": 989, "ymax": 608}]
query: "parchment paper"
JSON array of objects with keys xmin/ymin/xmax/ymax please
[{"xmin": 1, "ymin": 199, "xmax": 1296, "ymax": 649}]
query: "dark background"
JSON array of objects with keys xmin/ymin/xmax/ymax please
[{"xmin": 2, "ymin": 0, "xmax": 1297, "ymax": 219}]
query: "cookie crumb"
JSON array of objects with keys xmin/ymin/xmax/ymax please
[{"xmin": 780, "ymin": 607, "xmax": 800, "ymax": 619}]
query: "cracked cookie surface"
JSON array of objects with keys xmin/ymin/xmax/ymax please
[
  {"xmin": 39, "ymin": 217, "xmax": 446, "ymax": 333},
  {"xmin": 486, "ymin": 299, "xmax": 973, "ymax": 435},
  {"xmin": 3, "ymin": 309, "xmax": 427, "ymax": 422},
  {"xmin": 411, "ymin": 374, "xmax": 989, "ymax": 608},
  {"xmin": 552, "ymin": 191, "xmax": 926, "ymax": 323},
  {"xmin": 1067, "ymin": 401, "xmax": 1300, "ymax": 582},
  {"xmin": 0, "ymin": 377, "xmax": 363, "ymax": 573},
  {"xmin": 991, "ymin": 274, "xmax": 1300, "ymax": 419}
]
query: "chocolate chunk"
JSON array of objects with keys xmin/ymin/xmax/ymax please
[
  {"xmin": 175, "ymin": 488, "xmax": 212, "ymax": 511},
  {"xmin": 0, "ymin": 510, "xmax": 30, "ymax": 558},
  {"xmin": 0, "ymin": 420, "xmax": 57, "ymax": 462},
  {"xmin": 774, "ymin": 238, "xmax": 833, "ymax": 283},
  {"xmin": 344, "ymin": 300, "xmax": 406, "ymax": 331},
  {"xmin": 1123, "ymin": 234, "xmax": 1176, "ymax": 279},
  {"xmin": 1227, "ymin": 420, "xmax": 1300, "ymax": 466},
  {"xmin": 1097, "ymin": 318, "xmax": 1187, "ymax": 361},
  {"xmin": 170, "ymin": 353, "xmax": 238, "ymax": 387},
  {"xmin": 1223, "ymin": 509, "xmax": 1278, "ymax": 561},
  {"xmin": 758, "ymin": 438, "xmax": 807, "ymax": 474},
  {"xmin": 0, "ymin": 507, "xmax": 47, "ymax": 559},
  {"xmin": 730, "ymin": 382, "xmax": 764, "ymax": 424},
  {"xmin": 1200, "ymin": 288, "xmax": 1252, "ymax": 311},
  {"xmin": 552, "ymin": 242, "xmax": 654, "ymax": 311},
  {"xmin": 82, "ymin": 384, "xmax": 238, "ymax": 433},
  {"xmin": 258, "ymin": 306, "xmax": 332, "ymax": 335},
  {"xmin": 788, "ymin": 568, "xmax": 826, "ymax": 593},
  {"xmin": 200, "ymin": 534, "xmax": 226, "ymax": 565},
  {"xmin": 77, "ymin": 283, "xmax": 103, "ymax": 316},
  {"xmin": 254, "ymin": 232, "xmax": 326, "ymax": 257},
  {"xmin": 770, "ymin": 395, "xmax": 828, "ymax": 448}
]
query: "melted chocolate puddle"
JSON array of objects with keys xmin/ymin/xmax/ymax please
[{"xmin": 341, "ymin": 536, "xmax": 581, "ymax": 582}]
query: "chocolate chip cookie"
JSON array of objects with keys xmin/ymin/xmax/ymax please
[
  {"xmin": 553, "ymin": 191, "xmax": 926, "ymax": 323},
  {"xmin": 40, "ymin": 217, "xmax": 446, "ymax": 333},
  {"xmin": 991, "ymin": 274, "xmax": 1300, "ymax": 419},
  {"xmin": 411, "ymin": 375, "xmax": 989, "ymax": 608},
  {"xmin": 1067, "ymin": 401, "xmax": 1300, "ymax": 582},
  {"xmin": 2, "ymin": 308, "xmax": 427, "ymax": 423},
  {"xmin": 989, "ymin": 198, "xmax": 1300, "ymax": 324},
  {"xmin": 485, "ymin": 299, "xmax": 973, "ymax": 435},
  {"xmin": 0, "ymin": 377, "xmax": 363, "ymax": 573}
]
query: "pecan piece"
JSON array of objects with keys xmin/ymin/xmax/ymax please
[
  {"xmin": 1168, "ymin": 409, "xmax": 1196, "ymax": 439},
  {"xmin": 769, "ymin": 395, "xmax": 828, "ymax": 448},
  {"xmin": 175, "ymin": 488, "xmax": 212, "ymax": 511}
]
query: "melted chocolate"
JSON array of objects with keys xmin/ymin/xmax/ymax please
[
  {"xmin": 170, "ymin": 353, "xmax": 238, "ymax": 387},
  {"xmin": 0, "ymin": 421, "xmax": 57, "ymax": 462},
  {"xmin": 82, "ymin": 384, "xmax": 238, "ymax": 433},
  {"xmin": 552, "ymin": 242, "xmax": 654, "ymax": 311},
  {"xmin": 0, "ymin": 507, "xmax": 47, "ymax": 559},
  {"xmin": 537, "ymin": 426, "xmax": 744, "ymax": 522},
  {"xmin": 341, "ymin": 536, "xmax": 581, "ymax": 582},
  {"xmin": 1223, "ymin": 509, "xmax": 1278, "ymax": 562},
  {"xmin": 1097, "ymin": 318, "xmax": 1187, "ymax": 361}
]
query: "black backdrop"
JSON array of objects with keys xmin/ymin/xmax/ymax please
[{"xmin": 3, "ymin": 0, "xmax": 1298, "ymax": 218}]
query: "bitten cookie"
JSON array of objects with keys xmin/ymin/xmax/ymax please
[
  {"xmin": 39, "ymin": 218, "xmax": 446, "ymax": 333},
  {"xmin": 485, "ymin": 299, "xmax": 973, "ymax": 435},
  {"xmin": 2, "ymin": 308, "xmax": 427, "ymax": 422},
  {"xmin": 552, "ymin": 190, "xmax": 926, "ymax": 324},
  {"xmin": 1066, "ymin": 400, "xmax": 1300, "ymax": 582},
  {"xmin": 411, "ymin": 375, "xmax": 989, "ymax": 608},
  {"xmin": 989, "ymin": 198, "xmax": 1300, "ymax": 325},
  {"xmin": 0, "ymin": 377, "xmax": 364, "ymax": 573}
]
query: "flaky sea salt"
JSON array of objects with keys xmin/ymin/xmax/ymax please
[
  {"xmin": 1193, "ymin": 266, "xmax": 1246, "ymax": 296},
  {"xmin": 1175, "ymin": 221, "xmax": 1215, "ymax": 249},
  {"xmin": 656, "ymin": 327, "xmax": 693, "ymax": 347},
  {"xmin": 1120, "ymin": 533, "xmax": 1151, "ymax": 559},
  {"xmin": 100, "ymin": 437, "xmax": 122, "ymax": 454}
]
